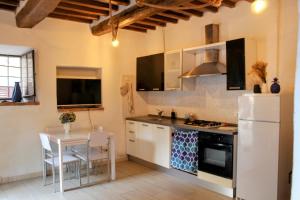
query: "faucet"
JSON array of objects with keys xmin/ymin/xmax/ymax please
[{"xmin": 157, "ymin": 109, "xmax": 164, "ymax": 120}]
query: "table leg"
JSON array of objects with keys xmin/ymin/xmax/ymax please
[
  {"xmin": 109, "ymin": 136, "xmax": 116, "ymax": 180},
  {"xmin": 58, "ymin": 140, "xmax": 64, "ymax": 193}
]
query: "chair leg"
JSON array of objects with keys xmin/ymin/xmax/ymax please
[
  {"xmin": 52, "ymin": 165, "xmax": 56, "ymax": 193},
  {"xmin": 87, "ymin": 161, "xmax": 90, "ymax": 184},
  {"xmin": 107, "ymin": 158, "xmax": 110, "ymax": 181},
  {"xmin": 79, "ymin": 160, "xmax": 82, "ymax": 186},
  {"xmin": 43, "ymin": 162, "xmax": 47, "ymax": 186}
]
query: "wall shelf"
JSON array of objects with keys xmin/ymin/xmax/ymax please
[
  {"xmin": 0, "ymin": 102, "xmax": 40, "ymax": 106},
  {"xmin": 57, "ymin": 106, "xmax": 104, "ymax": 112},
  {"xmin": 56, "ymin": 66, "xmax": 102, "ymax": 79}
]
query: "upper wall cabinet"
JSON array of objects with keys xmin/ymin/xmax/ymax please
[
  {"xmin": 164, "ymin": 50, "xmax": 182, "ymax": 90},
  {"xmin": 136, "ymin": 53, "xmax": 164, "ymax": 91},
  {"xmin": 226, "ymin": 38, "xmax": 257, "ymax": 90}
]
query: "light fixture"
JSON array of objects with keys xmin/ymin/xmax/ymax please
[
  {"xmin": 108, "ymin": 0, "xmax": 120, "ymax": 47},
  {"xmin": 112, "ymin": 38, "xmax": 119, "ymax": 47},
  {"xmin": 251, "ymin": 0, "xmax": 267, "ymax": 14}
]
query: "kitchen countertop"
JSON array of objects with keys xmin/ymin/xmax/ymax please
[{"xmin": 126, "ymin": 115, "xmax": 238, "ymax": 135}]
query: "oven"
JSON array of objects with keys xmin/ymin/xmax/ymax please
[{"xmin": 198, "ymin": 132, "xmax": 234, "ymax": 179}]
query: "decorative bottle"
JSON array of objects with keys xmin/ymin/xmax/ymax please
[{"xmin": 270, "ymin": 78, "xmax": 280, "ymax": 94}]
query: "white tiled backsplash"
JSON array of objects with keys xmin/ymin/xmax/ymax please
[{"xmin": 145, "ymin": 76, "xmax": 247, "ymax": 123}]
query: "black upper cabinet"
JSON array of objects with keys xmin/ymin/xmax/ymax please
[
  {"xmin": 226, "ymin": 38, "xmax": 246, "ymax": 90},
  {"xmin": 136, "ymin": 53, "xmax": 164, "ymax": 91}
]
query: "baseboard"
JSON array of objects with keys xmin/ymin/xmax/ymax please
[
  {"xmin": 0, "ymin": 172, "xmax": 42, "ymax": 185},
  {"xmin": 0, "ymin": 155, "xmax": 128, "ymax": 185}
]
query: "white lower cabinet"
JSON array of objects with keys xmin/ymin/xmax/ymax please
[
  {"xmin": 126, "ymin": 121, "xmax": 138, "ymax": 156},
  {"xmin": 136, "ymin": 122, "xmax": 154, "ymax": 162},
  {"xmin": 152, "ymin": 125, "xmax": 171, "ymax": 168},
  {"xmin": 126, "ymin": 120, "xmax": 171, "ymax": 168}
]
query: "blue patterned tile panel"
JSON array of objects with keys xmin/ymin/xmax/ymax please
[{"xmin": 171, "ymin": 129, "xmax": 199, "ymax": 174}]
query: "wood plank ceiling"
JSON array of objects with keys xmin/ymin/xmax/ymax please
[
  {"xmin": 49, "ymin": 0, "xmax": 131, "ymax": 24},
  {"xmin": 121, "ymin": 0, "xmax": 250, "ymax": 33},
  {"xmin": 0, "ymin": 0, "xmax": 253, "ymax": 36}
]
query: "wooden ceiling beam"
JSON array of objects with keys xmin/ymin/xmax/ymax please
[
  {"xmin": 132, "ymin": 22, "xmax": 156, "ymax": 30},
  {"xmin": 95, "ymin": 0, "xmax": 130, "ymax": 6},
  {"xmin": 57, "ymin": 2, "xmax": 108, "ymax": 16},
  {"xmin": 149, "ymin": 14, "xmax": 178, "ymax": 24},
  {"xmin": 0, "ymin": 0, "xmax": 19, "ymax": 7},
  {"xmin": 122, "ymin": 26, "xmax": 147, "ymax": 33},
  {"xmin": 138, "ymin": 19, "xmax": 166, "ymax": 27},
  {"xmin": 61, "ymin": 0, "xmax": 118, "ymax": 12},
  {"xmin": 173, "ymin": 9, "xmax": 203, "ymax": 17},
  {"xmin": 48, "ymin": 13, "xmax": 92, "ymax": 23},
  {"xmin": 52, "ymin": 8, "xmax": 99, "ymax": 20},
  {"xmin": 91, "ymin": 0, "xmax": 194, "ymax": 36},
  {"xmin": 159, "ymin": 10, "xmax": 190, "ymax": 20},
  {"xmin": 222, "ymin": 0, "xmax": 236, "ymax": 8},
  {"xmin": 188, "ymin": 1, "xmax": 218, "ymax": 13},
  {"xmin": 16, "ymin": 0, "xmax": 61, "ymax": 28}
]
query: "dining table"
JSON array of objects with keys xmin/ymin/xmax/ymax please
[{"xmin": 45, "ymin": 128, "xmax": 116, "ymax": 193}]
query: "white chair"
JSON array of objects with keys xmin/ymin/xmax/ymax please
[
  {"xmin": 73, "ymin": 131, "xmax": 110, "ymax": 184},
  {"xmin": 39, "ymin": 133, "xmax": 80, "ymax": 192}
]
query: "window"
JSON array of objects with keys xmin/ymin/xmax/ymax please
[
  {"xmin": 0, "ymin": 56, "xmax": 21, "ymax": 99},
  {"xmin": 0, "ymin": 51, "xmax": 35, "ymax": 100}
]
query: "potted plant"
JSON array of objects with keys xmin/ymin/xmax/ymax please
[
  {"xmin": 248, "ymin": 61, "xmax": 268, "ymax": 93},
  {"xmin": 59, "ymin": 112, "xmax": 76, "ymax": 134}
]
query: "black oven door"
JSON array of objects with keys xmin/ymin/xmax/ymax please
[{"xmin": 198, "ymin": 141, "xmax": 233, "ymax": 179}]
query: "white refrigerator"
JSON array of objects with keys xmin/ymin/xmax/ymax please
[{"xmin": 237, "ymin": 94, "xmax": 280, "ymax": 200}]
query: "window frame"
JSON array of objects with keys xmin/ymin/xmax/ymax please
[{"xmin": 0, "ymin": 50, "xmax": 36, "ymax": 101}]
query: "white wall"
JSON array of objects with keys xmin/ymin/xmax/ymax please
[
  {"xmin": 277, "ymin": 1, "xmax": 298, "ymax": 199},
  {"xmin": 292, "ymin": 1, "xmax": 300, "ymax": 199}
]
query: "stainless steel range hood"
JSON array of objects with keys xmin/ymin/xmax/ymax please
[{"xmin": 179, "ymin": 24, "xmax": 226, "ymax": 79}]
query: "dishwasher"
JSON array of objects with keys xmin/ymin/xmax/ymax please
[{"xmin": 170, "ymin": 128, "xmax": 199, "ymax": 174}]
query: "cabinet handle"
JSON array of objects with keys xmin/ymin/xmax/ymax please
[
  {"xmin": 129, "ymin": 139, "xmax": 135, "ymax": 142},
  {"xmin": 139, "ymin": 88, "xmax": 145, "ymax": 91},
  {"xmin": 157, "ymin": 126, "xmax": 165, "ymax": 129},
  {"xmin": 153, "ymin": 88, "xmax": 160, "ymax": 91},
  {"xmin": 129, "ymin": 131, "xmax": 135, "ymax": 134},
  {"xmin": 142, "ymin": 124, "xmax": 149, "ymax": 127}
]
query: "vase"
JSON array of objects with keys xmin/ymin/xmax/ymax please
[
  {"xmin": 271, "ymin": 78, "xmax": 281, "ymax": 93},
  {"xmin": 12, "ymin": 82, "xmax": 22, "ymax": 102},
  {"xmin": 63, "ymin": 123, "xmax": 71, "ymax": 134},
  {"xmin": 253, "ymin": 84, "xmax": 261, "ymax": 93}
]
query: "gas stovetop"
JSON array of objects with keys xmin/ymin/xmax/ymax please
[{"xmin": 184, "ymin": 120, "xmax": 223, "ymax": 129}]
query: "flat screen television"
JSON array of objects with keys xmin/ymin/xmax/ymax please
[{"xmin": 57, "ymin": 78, "xmax": 101, "ymax": 107}]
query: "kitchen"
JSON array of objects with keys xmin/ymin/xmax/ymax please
[
  {"xmin": 0, "ymin": 0, "xmax": 298, "ymax": 200},
  {"xmin": 124, "ymin": 22, "xmax": 280, "ymax": 199}
]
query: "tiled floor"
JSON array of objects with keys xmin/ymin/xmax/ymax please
[{"xmin": 0, "ymin": 161, "xmax": 231, "ymax": 200}]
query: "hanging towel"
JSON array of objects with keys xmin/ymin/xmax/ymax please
[{"xmin": 171, "ymin": 129, "xmax": 199, "ymax": 174}]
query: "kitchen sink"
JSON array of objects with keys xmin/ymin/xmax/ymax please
[{"xmin": 149, "ymin": 118, "xmax": 163, "ymax": 121}]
